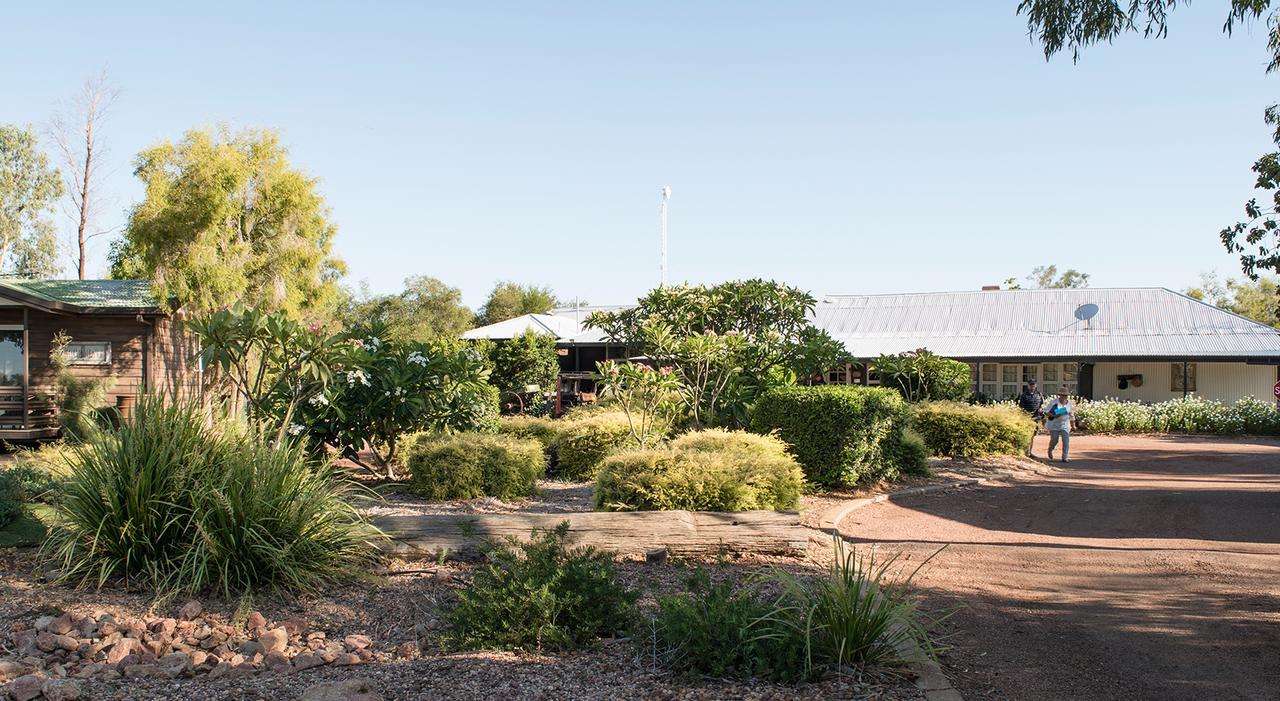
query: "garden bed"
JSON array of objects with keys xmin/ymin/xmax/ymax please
[{"xmin": 0, "ymin": 544, "xmax": 925, "ymax": 701}]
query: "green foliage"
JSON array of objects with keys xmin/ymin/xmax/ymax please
[
  {"xmin": 296, "ymin": 323, "xmax": 497, "ymax": 475},
  {"xmin": 750, "ymin": 385, "xmax": 915, "ymax": 488},
  {"xmin": 910, "ymin": 401, "xmax": 1035, "ymax": 457},
  {"xmin": 404, "ymin": 432, "xmax": 545, "ymax": 501},
  {"xmin": 882, "ymin": 428, "xmax": 932, "ymax": 477},
  {"xmin": 874, "ymin": 349, "xmax": 971, "ymax": 402},
  {"xmin": 778, "ymin": 538, "xmax": 939, "ymax": 672},
  {"xmin": 555, "ymin": 411, "xmax": 642, "ymax": 481},
  {"xmin": 0, "ymin": 471, "xmax": 24, "ymax": 528},
  {"xmin": 497, "ymin": 415, "xmax": 562, "ymax": 448},
  {"xmin": 489, "ymin": 330, "xmax": 560, "ymax": 415},
  {"xmin": 594, "ymin": 429, "xmax": 804, "ymax": 512},
  {"xmin": 339, "ymin": 276, "xmax": 475, "ymax": 344},
  {"xmin": 122, "ymin": 126, "xmax": 345, "ymax": 317},
  {"xmin": 9, "ymin": 442, "xmax": 74, "ymax": 503},
  {"xmin": 443, "ymin": 523, "xmax": 636, "ymax": 652},
  {"xmin": 0, "ymin": 124, "xmax": 63, "ymax": 277},
  {"xmin": 477, "ymin": 281, "xmax": 561, "ymax": 325},
  {"xmin": 1075, "ymin": 396, "xmax": 1280, "ymax": 435},
  {"xmin": 587, "ymin": 279, "xmax": 848, "ymax": 428},
  {"xmin": 649, "ymin": 568, "xmax": 811, "ymax": 683},
  {"xmin": 42, "ymin": 395, "xmax": 380, "ymax": 596},
  {"xmin": 596, "ymin": 360, "xmax": 683, "ymax": 448},
  {"xmin": 48, "ymin": 331, "xmax": 115, "ymax": 440}
]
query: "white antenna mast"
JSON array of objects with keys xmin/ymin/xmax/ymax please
[{"xmin": 659, "ymin": 185, "xmax": 672, "ymax": 287}]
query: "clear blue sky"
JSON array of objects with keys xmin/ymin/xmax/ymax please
[{"xmin": 3, "ymin": 1, "xmax": 1275, "ymax": 308}]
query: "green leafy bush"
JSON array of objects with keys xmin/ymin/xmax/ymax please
[
  {"xmin": 444, "ymin": 522, "xmax": 636, "ymax": 651},
  {"xmin": 749, "ymin": 385, "xmax": 915, "ymax": 487},
  {"xmin": 874, "ymin": 349, "xmax": 971, "ymax": 402},
  {"xmin": 497, "ymin": 415, "xmax": 562, "ymax": 448},
  {"xmin": 1075, "ymin": 396, "xmax": 1280, "ymax": 435},
  {"xmin": 910, "ymin": 401, "xmax": 1034, "ymax": 457},
  {"xmin": 0, "ymin": 471, "xmax": 24, "ymax": 528},
  {"xmin": 7, "ymin": 443, "xmax": 75, "ymax": 504},
  {"xmin": 489, "ymin": 329, "xmax": 559, "ymax": 415},
  {"xmin": 594, "ymin": 429, "xmax": 804, "ymax": 512},
  {"xmin": 882, "ymin": 428, "xmax": 932, "ymax": 477},
  {"xmin": 404, "ymin": 432, "xmax": 545, "ymax": 501},
  {"xmin": 555, "ymin": 411, "xmax": 640, "ymax": 481},
  {"xmin": 42, "ymin": 395, "xmax": 380, "ymax": 596},
  {"xmin": 649, "ymin": 568, "xmax": 810, "ymax": 682}
]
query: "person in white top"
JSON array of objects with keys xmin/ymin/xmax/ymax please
[{"xmin": 1043, "ymin": 391, "xmax": 1076, "ymax": 463}]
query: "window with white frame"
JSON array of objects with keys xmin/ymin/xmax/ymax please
[{"xmin": 63, "ymin": 341, "xmax": 111, "ymax": 366}]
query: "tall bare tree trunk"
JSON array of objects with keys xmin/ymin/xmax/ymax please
[{"xmin": 50, "ymin": 71, "xmax": 118, "ymax": 279}]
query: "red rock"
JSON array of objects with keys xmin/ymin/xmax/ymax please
[
  {"xmin": 42, "ymin": 679, "xmax": 83, "ymax": 701},
  {"xmin": 293, "ymin": 652, "xmax": 325, "ymax": 670},
  {"xmin": 7, "ymin": 674, "xmax": 43, "ymax": 701},
  {"xmin": 104, "ymin": 638, "xmax": 136, "ymax": 665},
  {"xmin": 0, "ymin": 660, "xmax": 26, "ymax": 681},
  {"xmin": 332, "ymin": 652, "xmax": 361, "ymax": 666},
  {"xmin": 149, "ymin": 618, "xmax": 177, "ymax": 636},
  {"xmin": 246, "ymin": 612, "xmax": 267, "ymax": 630},
  {"xmin": 47, "ymin": 615, "xmax": 75, "ymax": 636},
  {"xmin": 189, "ymin": 650, "xmax": 208, "ymax": 667},
  {"xmin": 178, "ymin": 600, "xmax": 203, "ymax": 620},
  {"xmin": 394, "ymin": 641, "xmax": 417, "ymax": 659},
  {"xmin": 52, "ymin": 634, "xmax": 79, "ymax": 652},
  {"xmin": 35, "ymin": 632, "xmax": 58, "ymax": 653},
  {"xmin": 259, "ymin": 627, "xmax": 289, "ymax": 654},
  {"xmin": 343, "ymin": 634, "xmax": 372, "ymax": 650}
]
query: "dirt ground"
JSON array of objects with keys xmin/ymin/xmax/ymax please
[{"xmin": 840, "ymin": 434, "xmax": 1280, "ymax": 701}]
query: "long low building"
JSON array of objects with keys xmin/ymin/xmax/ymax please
[
  {"xmin": 461, "ymin": 287, "xmax": 1280, "ymax": 403},
  {"xmin": 813, "ymin": 287, "xmax": 1280, "ymax": 402}
]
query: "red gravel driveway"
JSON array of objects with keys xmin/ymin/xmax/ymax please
[{"xmin": 840, "ymin": 434, "xmax": 1280, "ymax": 701}]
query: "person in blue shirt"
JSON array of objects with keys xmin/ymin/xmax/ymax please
[{"xmin": 1044, "ymin": 391, "xmax": 1076, "ymax": 463}]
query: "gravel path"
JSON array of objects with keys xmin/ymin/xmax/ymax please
[{"xmin": 839, "ymin": 434, "xmax": 1280, "ymax": 701}]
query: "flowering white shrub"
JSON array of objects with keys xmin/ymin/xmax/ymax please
[{"xmin": 1075, "ymin": 396, "xmax": 1280, "ymax": 435}]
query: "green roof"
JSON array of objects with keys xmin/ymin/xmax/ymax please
[{"xmin": 0, "ymin": 279, "xmax": 159, "ymax": 311}]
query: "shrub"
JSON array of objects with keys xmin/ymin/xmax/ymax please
[
  {"xmin": 0, "ymin": 471, "xmax": 24, "ymax": 528},
  {"xmin": 496, "ymin": 415, "xmax": 562, "ymax": 449},
  {"xmin": 8, "ymin": 443, "xmax": 75, "ymax": 504},
  {"xmin": 404, "ymin": 432, "xmax": 545, "ymax": 501},
  {"xmin": 594, "ymin": 430, "xmax": 804, "ymax": 512},
  {"xmin": 489, "ymin": 330, "xmax": 559, "ymax": 415},
  {"xmin": 555, "ymin": 411, "xmax": 640, "ymax": 481},
  {"xmin": 910, "ymin": 401, "xmax": 1034, "ymax": 457},
  {"xmin": 1074, "ymin": 396, "xmax": 1280, "ymax": 436},
  {"xmin": 42, "ymin": 395, "xmax": 380, "ymax": 596},
  {"xmin": 882, "ymin": 428, "xmax": 932, "ymax": 477},
  {"xmin": 443, "ymin": 522, "xmax": 636, "ymax": 651},
  {"xmin": 649, "ymin": 568, "xmax": 810, "ymax": 682},
  {"xmin": 749, "ymin": 385, "xmax": 914, "ymax": 487},
  {"xmin": 874, "ymin": 349, "xmax": 971, "ymax": 402}
]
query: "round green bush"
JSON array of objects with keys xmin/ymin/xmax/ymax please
[
  {"xmin": 594, "ymin": 429, "xmax": 805, "ymax": 512},
  {"xmin": 406, "ymin": 432, "xmax": 546, "ymax": 501},
  {"xmin": 910, "ymin": 401, "xmax": 1035, "ymax": 457},
  {"xmin": 0, "ymin": 471, "xmax": 25, "ymax": 528},
  {"xmin": 555, "ymin": 412, "xmax": 638, "ymax": 481},
  {"xmin": 497, "ymin": 415, "xmax": 563, "ymax": 449},
  {"xmin": 749, "ymin": 385, "xmax": 914, "ymax": 488}
]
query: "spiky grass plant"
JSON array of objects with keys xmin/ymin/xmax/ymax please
[{"xmin": 42, "ymin": 395, "xmax": 381, "ymax": 597}]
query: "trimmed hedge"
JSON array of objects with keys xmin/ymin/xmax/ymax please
[
  {"xmin": 594, "ymin": 429, "xmax": 805, "ymax": 512},
  {"xmin": 405, "ymin": 433, "xmax": 546, "ymax": 501},
  {"xmin": 497, "ymin": 415, "xmax": 562, "ymax": 448},
  {"xmin": 749, "ymin": 385, "xmax": 921, "ymax": 488},
  {"xmin": 910, "ymin": 401, "xmax": 1034, "ymax": 457},
  {"xmin": 555, "ymin": 412, "xmax": 642, "ymax": 481}
]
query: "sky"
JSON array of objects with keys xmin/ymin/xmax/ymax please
[{"xmin": 2, "ymin": 2, "xmax": 1277, "ymax": 309}]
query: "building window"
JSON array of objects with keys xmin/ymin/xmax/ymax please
[
  {"xmin": 1170, "ymin": 363, "xmax": 1196, "ymax": 393},
  {"xmin": 1002, "ymin": 366, "xmax": 1018, "ymax": 383},
  {"xmin": 1042, "ymin": 364, "xmax": 1058, "ymax": 382},
  {"xmin": 981, "ymin": 364, "xmax": 996, "ymax": 382},
  {"xmin": 1062, "ymin": 363, "xmax": 1078, "ymax": 382},
  {"xmin": 63, "ymin": 341, "xmax": 111, "ymax": 366}
]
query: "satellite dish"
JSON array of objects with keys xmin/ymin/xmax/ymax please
[{"xmin": 1074, "ymin": 303, "xmax": 1099, "ymax": 322}]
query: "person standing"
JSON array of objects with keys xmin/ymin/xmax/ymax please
[
  {"xmin": 1018, "ymin": 378, "xmax": 1044, "ymax": 457},
  {"xmin": 1044, "ymin": 390, "xmax": 1076, "ymax": 463}
]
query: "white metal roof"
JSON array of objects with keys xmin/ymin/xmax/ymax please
[
  {"xmin": 813, "ymin": 288, "xmax": 1280, "ymax": 361},
  {"xmin": 460, "ymin": 313, "xmax": 581, "ymax": 341}
]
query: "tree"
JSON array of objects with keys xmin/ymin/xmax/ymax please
[
  {"xmin": 588, "ymin": 279, "xmax": 847, "ymax": 427},
  {"xmin": 49, "ymin": 72, "xmax": 119, "ymax": 280},
  {"xmin": 341, "ymin": 276, "xmax": 475, "ymax": 343},
  {"xmin": 1185, "ymin": 272, "xmax": 1280, "ymax": 328},
  {"xmin": 1003, "ymin": 264, "xmax": 1090, "ymax": 289},
  {"xmin": 1017, "ymin": 1, "xmax": 1280, "ymax": 278},
  {"xmin": 488, "ymin": 329, "xmax": 560, "ymax": 414},
  {"xmin": 0, "ymin": 124, "xmax": 63, "ymax": 277},
  {"xmin": 477, "ymin": 281, "xmax": 561, "ymax": 325},
  {"xmin": 122, "ymin": 126, "xmax": 345, "ymax": 316},
  {"xmin": 874, "ymin": 349, "xmax": 972, "ymax": 403}
]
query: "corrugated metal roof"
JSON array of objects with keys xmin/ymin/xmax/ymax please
[
  {"xmin": 461, "ymin": 313, "xmax": 582, "ymax": 341},
  {"xmin": 813, "ymin": 288, "xmax": 1280, "ymax": 360},
  {"xmin": 0, "ymin": 279, "xmax": 158, "ymax": 311}
]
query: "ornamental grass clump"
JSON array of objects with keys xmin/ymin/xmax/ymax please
[
  {"xmin": 909, "ymin": 401, "xmax": 1034, "ymax": 457},
  {"xmin": 443, "ymin": 522, "xmax": 636, "ymax": 652},
  {"xmin": 404, "ymin": 432, "xmax": 545, "ymax": 501},
  {"xmin": 42, "ymin": 395, "xmax": 381, "ymax": 597},
  {"xmin": 594, "ymin": 429, "xmax": 804, "ymax": 512}
]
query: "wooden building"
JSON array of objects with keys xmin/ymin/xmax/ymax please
[{"xmin": 0, "ymin": 279, "xmax": 199, "ymax": 439}]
